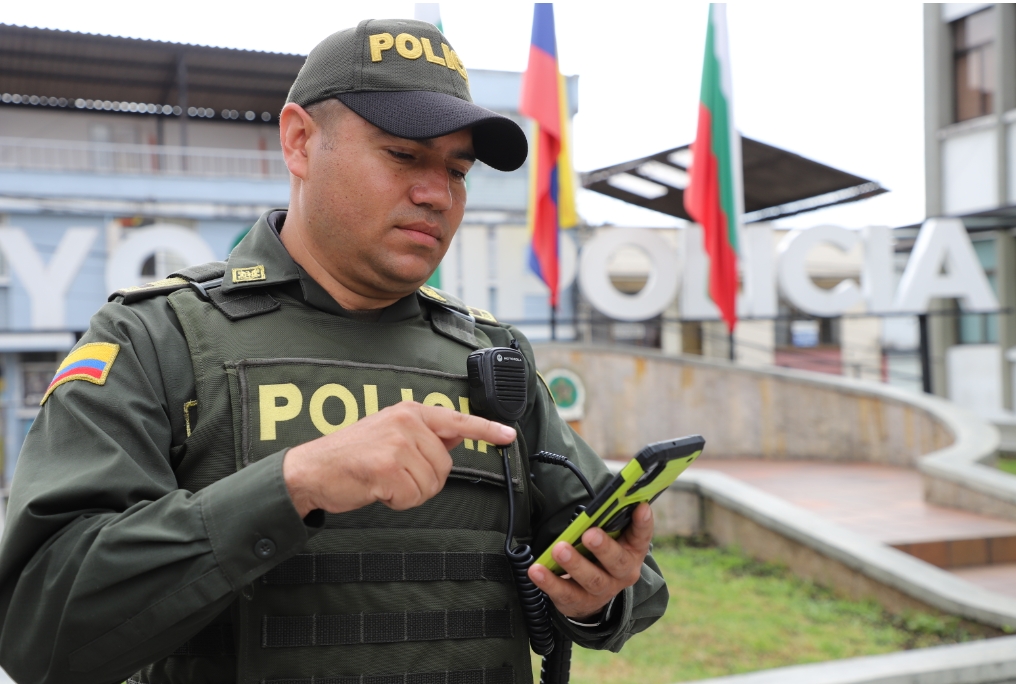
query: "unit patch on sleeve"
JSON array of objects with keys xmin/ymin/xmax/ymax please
[{"xmin": 41, "ymin": 342, "xmax": 120, "ymax": 405}]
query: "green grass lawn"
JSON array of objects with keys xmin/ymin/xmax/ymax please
[
  {"xmin": 998, "ymin": 457, "xmax": 1016, "ymax": 476},
  {"xmin": 534, "ymin": 539, "xmax": 983, "ymax": 684}
]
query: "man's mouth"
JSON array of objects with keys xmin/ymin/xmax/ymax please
[{"xmin": 397, "ymin": 222, "xmax": 442, "ymax": 247}]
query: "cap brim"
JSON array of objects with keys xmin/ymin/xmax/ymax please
[{"xmin": 336, "ymin": 91, "xmax": 528, "ymax": 172}]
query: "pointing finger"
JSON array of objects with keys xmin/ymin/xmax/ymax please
[{"xmin": 417, "ymin": 404, "xmax": 516, "ymax": 445}]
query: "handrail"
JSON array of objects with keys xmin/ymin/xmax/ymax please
[{"xmin": 0, "ymin": 136, "xmax": 288, "ymax": 180}]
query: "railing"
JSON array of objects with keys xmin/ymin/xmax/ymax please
[{"xmin": 0, "ymin": 137, "xmax": 289, "ymax": 180}]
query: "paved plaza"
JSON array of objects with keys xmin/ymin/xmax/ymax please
[{"xmin": 696, "ymin": 459, "xmax": 1016, "ymax": 598}]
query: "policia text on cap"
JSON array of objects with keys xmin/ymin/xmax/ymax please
[{"xmin": 0, "ymin": 19, "xmax": 668, "ymax": 684}]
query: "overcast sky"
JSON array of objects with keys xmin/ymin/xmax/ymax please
[{"xmin": 4, "ymin": 1, "xmax": 926, "ymax": 230}]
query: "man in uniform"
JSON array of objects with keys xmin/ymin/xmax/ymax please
[{"xmin": 0, "ymin": 19, "xmax": 667, "ymax": 684}]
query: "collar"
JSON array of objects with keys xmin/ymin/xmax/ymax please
[
  {"xmin": 223, "ymin": 209, "xmax": 420, "ymax": 323},
  {"xmin": 220, "ymin": 210, "xmax": 302, "ymax": 294}
]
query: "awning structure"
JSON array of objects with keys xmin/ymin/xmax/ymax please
[
  {"xmin": 0, "ymin": 24, "xmax": 305, "ymax": 121},
  {"xmin": 582, "ymin": 137, "xmax": 887, "ymax": 223}
]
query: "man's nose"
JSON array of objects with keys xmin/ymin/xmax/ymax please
[{"xmin": 409, "ymin": 167, "xmax": 454, "ymax": 211}]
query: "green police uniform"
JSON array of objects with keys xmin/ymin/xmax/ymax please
[{"xmin": 0, "ymin": 211, "xmax": 668, "ymax": 684}]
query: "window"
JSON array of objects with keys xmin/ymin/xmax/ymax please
[
  {"xmin": 953, "ymin": 8, "xmax": 996, "ymax": 122},
  {"xmin": 775, "ymin": 301, "xmax": 840, "ymax": 348},
  {"xmin": 22, "ymin": 353, "xmax": 58, "ymax": 408},
  {"xmin": 957, "ymin": 238, "xmax": 997, "ymax": 343}
]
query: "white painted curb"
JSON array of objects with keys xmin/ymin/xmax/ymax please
[{"xmin": 680, "ymin": 634, "xmax": 1016, "ymax": 684}]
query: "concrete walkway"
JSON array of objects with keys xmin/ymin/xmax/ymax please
[{"xmin": 696, "ymin": 458, "xmax": 1016, "ymax": 598}]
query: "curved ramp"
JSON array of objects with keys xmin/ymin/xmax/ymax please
[{"xmin": 533, "ymin": 345, "xmax": 1014, "ymax": 519}]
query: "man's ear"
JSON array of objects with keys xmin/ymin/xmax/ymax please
[{"xmin": 280, "ymin": 102, "xmax": 316, "ymax": 180}]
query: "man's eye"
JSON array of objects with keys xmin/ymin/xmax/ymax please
[
  {"xmin": 450, "ymin": 168, "xmax": 468, "ymax": 180},
  {"xmin": 388, "ymin": 150, "xmax": 413, "ymax": 161}
]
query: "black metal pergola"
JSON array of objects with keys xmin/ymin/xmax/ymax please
[{"xmin": 582, "ymin": 136, "xmax": 886, "ymax": 223}]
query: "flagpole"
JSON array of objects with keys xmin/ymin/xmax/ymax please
[
  {"xmin": 550, "ymin": 304, "xmax": 557, "ymax": 341},
  {"xmin": 728, "ymin": 330, "xmax": 735, "ymax": 362}
]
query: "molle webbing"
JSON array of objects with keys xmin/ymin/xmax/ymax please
[
  {"xmin": 262, "ymin": 609, "xmax": 512, "ymax": 648},
  {"xmin": 172, "ymin": 623, "xmax": 235, "ymax": 656},
  {"xmin": 262, "ymin": 552, "xmax": 511, "ymax": 585},
  {"xmin": 165, "ymin": 284, "xmax": 535, "ymax": 683},
  {"xmin": 264, "ymin": 665, "xmax": 515, "ymax": 684}
]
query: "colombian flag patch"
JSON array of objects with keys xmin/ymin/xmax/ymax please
[{"xmin": 41, "ymin": 342, "xmax": 120, "ymax": 405}]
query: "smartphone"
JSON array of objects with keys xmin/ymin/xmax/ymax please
[{"xmin": 533, "ymin": 435, "xmax": 705, "ymax": 575}]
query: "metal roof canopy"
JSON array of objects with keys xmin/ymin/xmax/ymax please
[
  {"xmin": 582, "ymin": 137, "xmax": 887, "ymax": 223},
  {"xmin": 0, "ymin": 24, "xmax": 306, "ymax": 120}
]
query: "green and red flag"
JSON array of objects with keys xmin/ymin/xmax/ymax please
[{"xmin": 684, "ymin": 3, "xmax": 743, "ymax": 332}]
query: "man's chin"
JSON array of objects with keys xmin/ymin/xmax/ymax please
[{"xmin": 372, "ymin": 266, "xmax": 439, "ymax": 296}]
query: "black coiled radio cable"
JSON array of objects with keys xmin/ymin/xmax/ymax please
[
  {"xmin": 467, "ymin": 342, "xmax": 597, "ymax": 684},
  {"xmin": 501, "ymin": 447, "xmax": 598, "ymax": 683},
  {"xmin": 500, "ymin": 444, "xmax": 556, "ymax": 656}
]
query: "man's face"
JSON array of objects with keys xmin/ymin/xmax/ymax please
[{"xmin": 299, "ymin": 107, "xmax": 474, "ymax": 299}]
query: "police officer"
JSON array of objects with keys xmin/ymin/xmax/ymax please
[{"xmin": 0, "ymin": 19, "xmax": 668, "ymax": 684}]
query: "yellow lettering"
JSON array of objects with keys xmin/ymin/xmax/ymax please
[
  {"xmin": 369, "ymin": 33, "xmax": 394, "ymax": 62},
  {"xmin": 309, "ymin": 383, "xmax": 358, "ymax": 435},
  {"xmin": 449, "ymin": 49, "xmax": 468, "ymax": 82},
  {"xmin": 457, "ymin": 396, "xmax": 488, "ymax": 452},
  {"xmin": 458, "ymin": 396, "xmax": 474, "ymax": 450},
  {"xmin": 259, "ymin": 384, "xmax": 303, "ymax": 441},
  {"xmin": 395, "ymin": 33, "xmax": 423, "ymax": 59},
  {"xmin": 363, "ymin": 384, "xmax": 379, "ymax": 415},
  {"xmin": 423, "ymin": 392, "xmax": 454, "ymax": 409},
  {"xmin": 421, "ymin": 38, "xmax": 446, "ymax": 65},
  {"xmin": 441, "ymin": 43, "xmax": 457, "ymax": 71},
  {"xmin": 401, "ymin": 388, "xmax": 415, "ymax": 402}
]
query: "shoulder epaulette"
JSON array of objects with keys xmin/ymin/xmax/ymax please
[
  {"xmin": 416, "ymin": 285, "xmax": 499, "ymax": 324},
  {"xmin": 109, "ymin": 262, "xmax": 228, "ymax": 304},
  {"xmin": 109, "ymin": 276, "xmax": 191, "ymax": 304}
]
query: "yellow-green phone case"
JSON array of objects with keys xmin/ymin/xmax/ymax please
[{"xmin": 534, "ymin": 435, "xmax": 705, "ymax": 574}]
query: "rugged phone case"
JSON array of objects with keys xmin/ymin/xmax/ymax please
[{"xmin": 534, "ymin": 435, "xmax": 706, "ymax": 575}]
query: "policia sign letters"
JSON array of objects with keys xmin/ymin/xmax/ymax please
[{"xmin": 0, "ymin": 217, "xmax": 995, "ymax": 333}]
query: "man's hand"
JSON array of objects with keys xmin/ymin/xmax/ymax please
[
  {"xmin": 283, "ymin": 402, "xmax": 516, "ymax": 517},
  {"xmin": 528, "ymin": 502, "xmax": 654, "ymax": 621}
]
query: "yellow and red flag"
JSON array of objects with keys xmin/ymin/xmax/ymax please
[{"xmin": 520, "ymin": 3, "xmax": 577, "ymax": 308}]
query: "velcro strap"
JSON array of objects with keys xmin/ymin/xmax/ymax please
[
  {"xmin": 206, "ymin": 286, "xmax": 280, "ymax": 321},
  {"xmin": 262, "ymin": 552, "xmax": 511, "ymax": 585},
  {"xmin": 171, "ymin": 623, "xmax": 234, "ymax": 656},
  {"xmin": 171, "ymin": 261, "xmax": 227, "ymax": 282},
  {"xmin": 262, "ymin": 609, "xmax": 512, "ymax": 648},
  {"xmin": 264, "ymin": 665, "xmax": 515, "ymax": 684}
]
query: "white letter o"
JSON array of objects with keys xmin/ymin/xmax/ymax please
[
  {"xmin": 578, "ymin": 228, "xmax": 679, "ymax": 322},
  {"xmin": 106, "ymin": 225, "xmax": 217, "ymax": 294}
]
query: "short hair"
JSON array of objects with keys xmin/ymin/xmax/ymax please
[{"xmin": 304, "ymin": 99, "xmax": 350, "ymax": 150}]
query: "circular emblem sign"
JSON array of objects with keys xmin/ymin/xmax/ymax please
[{"xmin": 544, "ymin": 368, "xmax": 586, "ymax": 421}]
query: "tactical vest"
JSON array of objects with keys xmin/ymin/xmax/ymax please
[{"xmin": 125, "ymin": 264, "xmax": 536, "ymax": 684}]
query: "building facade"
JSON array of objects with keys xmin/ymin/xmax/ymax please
[
  {"xmin": 0, "ymin": 25, "xmax": 577, "ymax": 486},
  {"xmin": 924, "ymin": 3, "xmax": 1016, "ymax": 421}
]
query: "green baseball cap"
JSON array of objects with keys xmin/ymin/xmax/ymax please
[{"xmin": 287, "ymin": 19, "xmax": 528, "ymax": 172}]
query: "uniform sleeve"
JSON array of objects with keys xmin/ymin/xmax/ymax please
[
  {"xmin": 0, "ymin": 299, "xmax": 318, "ymax": 684},
  {"xmin": 509, "ymin": 326, "xmax": 669, "ymax": 653}
]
